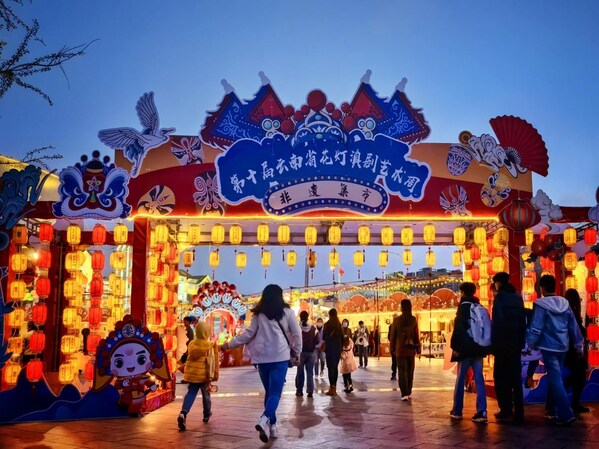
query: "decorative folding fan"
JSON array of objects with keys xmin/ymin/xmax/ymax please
[{"xmin": 489, "ymin": 115, "xmax": 549, "ymax": 176}]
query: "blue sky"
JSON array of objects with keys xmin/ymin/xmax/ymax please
[{"xmin": 1, "ymin": 1, "xmax": 598, "ymax": 293}]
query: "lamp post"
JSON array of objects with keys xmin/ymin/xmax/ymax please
[{"xmin": 429, "ymin": 268, "xmax": 433, "ymax": 359}]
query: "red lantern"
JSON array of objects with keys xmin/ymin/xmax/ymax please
[
  {"xmin": 37, "ymin": 249, "xmax": 52, "ymax": 269},
  {"xmin": 589, "ymin": 349, "xmax": 599, "ymax": 367},
  {"xmin": 540, "ymin": 257, "xmax": 553, "ymax": 270},
  {"xmin": 90, "ymin": 273, "xmax": 104, "ymax": 298},
  {"xmin": 470, "ymin": 246, "xmax": 481, "ymax": 261},
  {"xmin": 588, "ymin": 324, "xmax": 599, "ymax": 342},
  {"xmin": 32, "ymin": 302, "xmax": 48, "ymax": 326},
  {"xmin": 29, "ymin": 331, "xmax": 46, "ymax": 353},
  {"xmin": 166, "ymin": 313, "xmax": 176, "ymax": 329},
  {"xmin": 471, "ymin": 266, "xmax": 480, "ymax": 281},
  {"xmin": 91, "ymin": 251, "xmax": 105, "ymax": 271},
  {"xmin": 35, "ymin": 277, "xmax": 51, "ymax": 298},
  {"xmin": 87, "ymin": 333, "xmax": 101, "ymax": 354},
  {"xmin": 498, "ymin": 199, "xmax": 541, "ymax": 232},
  {"xmin": 85, "ymin": 360, "xmax": 95, "ymax": 381},
  {"xmin": 39, "ymin": 223, "xmax": 54, "ymax": 243},
  {"xmin": 26, "ymin": 359, "xmax": 43, "ymax": 382},
  {"xmin": 588, "ymin": 300, "xmax": 599, "ymax": 318},
  {"xmin": 89, "ymin": 307, "xmax": 102, "ymax": 326},
  {"xmin": 587, "ymin": 275, "xmax": 599, "ymax": 294},
  {"xmin": 584, "ymin": 228, "xmax": 597, "ymax": 246},
  {"xmin": 585, "ymin": 251, "xmax": 598, "ymax": 269},
  {"xmin": 92, "ymin": 224, "xmax": 107, "ymax": 246}
]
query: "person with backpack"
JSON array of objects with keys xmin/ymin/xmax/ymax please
[
  {"xmin": 491, "ymin": 272, "xmax": 527, "ymax": 423},
  {"xmin": 295, "ymin": 311, "xmax": 321, "ymax": 398},
  {"xmin": 389, "ymin": 299, "xmax": 421, "ymax": 401},
  {"xmin": 449, "ymin": 282, "xmax": 491, "ymax": 423},
  {"xmin": 526, "ymin": 275, "xmax": 584, "ymax": 425}
]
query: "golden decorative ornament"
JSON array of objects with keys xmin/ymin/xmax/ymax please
[{"xmin": 563, "ymin": 227, "xmax": 577, "ymax": 247}]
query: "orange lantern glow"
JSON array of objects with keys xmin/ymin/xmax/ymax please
[
  {"xmin": 85, "ymin": 360, "xmax": 95, "ymax": 381},
  {"xmin": 91, "ymin": 251, "xmax": 105, "ymax": 271},
  {"xmin": 90, "ymin": 273, "xmax": 104, "ymax": 298},
  {"xmin": 60, "ymin": 335, "xmax": 79, "ymax": 354},
  {"xmin": 540, "ymin": 257, "xmax": 553, "ymax": 271},
  {"xmin": 66, "ymin": 224, "xmax": 81, "ymax": 245},
  {"xmin": 563, "ymin": 227, "xmax": 577, "ymax": 247},
  {"xmin": 59, "ymin": 362, "xmax": 76, "ymax": 384},
  {"xmin": 3, "ymin": 363, "xmax": 21, "ymax": 385},
  {"xmin": 113, "ymin": 223, "xmax": 128, "ymax": 244},
  {"xmin": 92, "ymin": 224, "xmax": 107, "ymax": 245},
  {"xmin": 11, "ymin": 253, "xmax": 27, "ymax": 274},
  {"xmin": 35, "ymin": 277, "xmax": 51, "ymax": 298},
  {"xmin": 522, "ymin": 276, "xmax": 535, "ymax": 295},
  {"xmin": 525, "ymin": 229, "xmax": 534, "ymax": 247},
  {"xmin": 155, "ymin": 223, "xmax": 169, "ymax": 244},
  {"xmin": 187, "ymin": 224, "xmax": 201, "ymax": 244},
  {"xmin": 32, "ymin": 302, "xmax": 48, "ymax": 325},
  {"xmin": 87, "ymin": 333, "xmax": 101, "ymax": 354},
  {"xmin": 12, "ymin": 225, "xmax": 28, "ymax": 245},
  {"xmin": 26, "ymin": 359, "xmax": 43, "ymax": 382},
  {"xmin": 37, "ymin": 249, "xmax": 52, "ymax": 269},
  {"xmin": 29, "ymin": 331, "xmax": 46, "ymax": 353},
  {"xmin": 492, "ymin": 256, "xmax": 504, "ymax": 273},
  {"xmin": 39, "ymin": 223, "xmax": 54, "ymax": 243},
  {"xmin": 589, "ymin": 349, "xmax": 599, "ymax": 367},
  {"xmin": 584, "ymin": 228, "xmax": 597, "ymax": 246},
  {"xmin": 63, "ymin": 279, "xmax": 80, "ymax": 299},
  {"xmin": 563, "ymin": 252, "xmax": 578, "ymax": 271},
  {"xmin": 473, "ymin": 226, "xmax": 487, "ymax": 246},
  {"xmin": 8, "ymin": 308, "xmax": 25, "ymax": 328},
  {"xmin": 9, "ymin": 280, "xmax": 26, "ymax": 300},
  {"xmin": 88, "ymin": 306, "xmax": 102, "ymax": 326},
  {"xmin": 110, "ymin": 251, "xmax": 127, "ymax": 270},
  {"xmin": 564, "ymin": 275, "xmax": 578, "ymax": 291},
  {"xmin": 471, "ymin": 266, "xmax": 480, "ymax": 282},
  {"xmin": 587, "ymin": 300, "xmax": 599, "ymax": 318},
  {"xmin": 588, "ymin": 324, "xmax": 599, "ymax": 342},
  {"xmin": 8, "ymin": 337, "xmax": 23, "ymax": 355},
  {"xmin": 112, "ymin": 277, "xmax": 127, "ymax": 297},
  {"xmin": 585, "ymin": 251, "xmax": 598, "ymax": 269},
  {"xmin": 586, "ymin": 275, "xmax": 598, "ymax": 294},
  {"xmin": 183, "ymin": 250, "xmax": 194, "ymax": 267},
  {"xmin": 470, "ymin": 246, "xmax": 481, "ymax": 261},
  {"xmin": 62, "ymin": 307, "xmax": 78, "ymax": 327}
]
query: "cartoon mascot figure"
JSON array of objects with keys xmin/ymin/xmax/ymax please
[{"xmin": 93, "ymin": 315, "xmax": 171, "ymax": 415}]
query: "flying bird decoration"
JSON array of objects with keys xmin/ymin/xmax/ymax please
[{"xmin": 98, "ymin": 92, "xmax": 175, "ymax": 178}]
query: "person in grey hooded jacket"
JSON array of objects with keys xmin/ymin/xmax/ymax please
[{"xmin": 526, "ymin": 275, "xmax": 584, "ymax": 425}]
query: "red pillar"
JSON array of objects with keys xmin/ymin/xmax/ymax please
[
  {"xmin": 507, "ymin": 229, "xmax": 525, "ymax": 292},
  {"xmin": 131, "ymin": 218, "xmax": 149, "ymax": 325}
]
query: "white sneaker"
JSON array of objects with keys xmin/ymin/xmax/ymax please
[
  {"xmin": 401, "ymin": 396, "xmax": 409, "ymax": 401},
  {"xmin": 255, "ymin": 415, "xmax": 270, "ymax": 443},
  {"xmin": 269, "ymin": 423, "xmax": 278, "ymax": 439}
]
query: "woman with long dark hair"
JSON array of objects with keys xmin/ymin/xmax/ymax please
[
  {"xmin": 223, "ymin": 284, "xmax": 301, "ymax": 443},
  {"xmin": 389, "ymin": 299, "xmax": 420, "ymax": 400},
  {"xmin": 322, "ymin": 308, "xmax": 344, "ymax": 395},
  {"xmin": 564, "ymin": 288, "xmax": 589, "ymax": 414}
]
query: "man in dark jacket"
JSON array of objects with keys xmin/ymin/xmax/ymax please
[
  {"xmin": 450, "ymin": 282, "xmax": 489, "ymax": 423},
  {"xmin": 491, "ymin": 272, "xmax": 527, "ymax": 423}
]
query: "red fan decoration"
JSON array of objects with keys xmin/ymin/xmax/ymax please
[{"xmin": 489, "ymin": 115, "xmax": 549, "ymax": 176}]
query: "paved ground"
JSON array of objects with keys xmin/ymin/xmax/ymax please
[{"xmin": 0, "ymin": 358, "xmax": 597, "ymax": 449}]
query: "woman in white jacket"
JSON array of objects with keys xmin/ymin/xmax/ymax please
[{"xmin": 222, "ymin": 284, "xmax": 301, "ymax": 443}]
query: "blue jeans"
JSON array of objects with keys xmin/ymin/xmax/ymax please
[
  {"xmin": 295, "ymin": 352, "xmax": 315, "ymax": 394},
  {"xmin": 358, "ymin": 345, "xmax": 368, "ymax": 367},
  {"xmin": 257, "ymin": 361, "xmax": 288, "ymax": 424},
  {"xmin": 181, "ymin": 382, "xmax": 211, "ymax": 417},
  {"xmin": 314, "ymin": 349, "xmax": 326, "ymax": 375},
  {"xmin": 541, "ymin": 350, "xmax": 574, "ymax": 421},
  {"xmin": 452, "ymin": 357, "xmax": 486, "ymax": 415}
]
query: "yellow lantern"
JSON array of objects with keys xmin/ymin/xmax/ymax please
[
  {"xmin": 177, "ymin": 231, "xmax": 188, "ymax": 244},
  {"xmin": 66, "ymin": 224, "xmax": 81, "ymax": 245},
  {"xmin": 479, "ymin": 263, "xmax": 489, "ymax": 279},
  {"xmin": 113, "ymin": 223, "xmax": 128, "ymax": 244},
  {"xmin": 564, "ymin": 275, "xmax": 577, "ymax": 291},
  {"xmin": 10, "ymin": 253, "xmax": 28, "ymax": 274},
  {"xmin": 155, "ymin": 223, "xmax": 169, "ymax": 244},
  {"xmin": 525, "ymin": 228, "xmax": 534, "ymax": 247},
  {"xmin": 563, "ymin": 227, "xmax": 577, "ymax": 247},
  {"xmin": 209, "ymin": 250, "xmax": 220, "ymax": 268},
  {"xmin": 149, "ymin": 230, "xmax": 157, "ymax": 249},
  {"xmin": 9, "ymin": 279, "xmax": 26, "ymax": 300},
  {"xmin": 12, "ymin": 225, "xmax": 28, "ymax": 245},
  {"xmin": 403, "ymin": 249, "xmax": 413, "ymax": 266},
  {"xmin": 329, "ymin": 249, "xmax": 339, "ymax": 268},
  {"xmin": 211, "ymin": 224, "xmax": 225, "ymax": 245},
  {"xmin": 112, "ymin": 277, "xmax": 127, "ymax": 297},
  {"xmin": 58, "ymin": 362, "xmax": 76, "ymax": 383},
  {"xmin": 328, "ymin": 225, "xmax": 342, "ymax": 245},
  {"xmin": 62, "ymin": 308, "xmax": 78, "ymax": 327},
  {"xmin": 63, "ymin": 279, "xmax": 80, "ymax": 299},
  {"xmin": 256, "ymin": 223, "xmax": 269, "ymax": 246},
  {"xmin": 70, "ymin": 294, "xmax": 83, "ymax": 308},
  {"xmin": 236, "ymin": 252, "xmax": 247, "ymax": 270},
  {"xmin": 453, "ymin": 227, "xmax": 466, "ymax": 246},
  {"xmin": 147, "ymin": 281, "xmax": 158, "ymax": 302},
  {"xmin": 423, "ymin": 224, "xmax": 435, "ymax": 245},
  {"xmin": 110, "ymin": 251, "xmax": 127, "ymax": 270},
  {"xmin": 8, "ymin": 336, "xmax": 24, "ymax": 355},
  {"xmin": 494, "ymin": 228, "xmax": 509, "ymax": 248},
  {"xmin": 287, "ymin": 250, "xmax": 297, "ymax": 268},
  {"xmin": 8, "ymin": 308, "xmax": 25, "ymax": 328},
  {"xmin": 261, "ymin": 250, "xmax": 272, "ymax": 268},
  {"xmin": 60, "ymin": 335, "xmax": 80, "ymax": 354},
  {"xmin": 277, "ymin": 224, "xmax": 290, "ymax": 245},
  {"xmin": 425, "ymin": 249, "xmax": 436, "ymax": 267},
  {"xmin": 148, "ymin": 254, "xmax": 159, "ymax": 274},
  {"xmin": 522, "ymin": 276, "xmax": 535, "ymax": 295},
  {"xmin": 563, "ymin": 252, "xmax": 578, "ymax": 271},
  {"xmin": 380, "ymin": 226, "xmax": 394, "ymax": 246},
  {"xmin": 188, "ymin": 224, "xmax": 201, "ymax": 244},
  {"xmin": 463, "ymin": 269, "xmax": 473, "ymax": 283},
  {"xmin": 401, "ymin": 226, "xmax": 414, "ymax": 246},
  {"xmin": 112, "ymin": 306, "xmax": 125, "ymax": 321},
  {"xmin": 492, "ymin": 256, "xmax": 505, "ymax": 273},
  {"xmin": 463, "ymin": 249, "xmax": 473, "ymax": 265},
  {"xmin": 353, "ymin": 250, "xmax": 365, "ymax": 267},
  {"xmin": 229, "ymin": 224, "xmax": 243, "ymax": 245},
  {"xmin": 379, "ymin": 250, "xmax": 389, "ymax": 268},
  {"xmin": 65, "ymin": 252, "xmax": 81, "ymax": 272},
  {"xmin": 183, "ymin": 250, "xmax": 194, "ymax": 267},
  {"xmin": 3, "ymin": 363, "xmax": 21, "ymax": 385},
  {"xmin": 452, "ymin": 250, "xmax": 462, "ymax": 267},
  {"xmin": 307, "ymin": 250, "xmax": 317, "ymax": 269},
  {"xmin": 357, "ymin": 225, "xmax": 370, "ymax": 245},
  {"xmin": 473, "ymin": 226, "xmax": 487, "ymax": 246},
  {"xmin": 305, "ymin": 225, "xmax": 318, "ymax": 246}
]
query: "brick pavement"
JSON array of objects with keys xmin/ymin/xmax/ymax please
[{"xmin": 0, "ymin": 358, "xmax": 597, "ymax": 448}]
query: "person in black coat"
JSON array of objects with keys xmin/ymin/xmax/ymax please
[
  {"xmin": 323, "ymin": 308, "xmax": 344, "ymax": 396},
  {"xmin": 564, "ymin": 288, "xmax": 589, "ymax": 414},
  {"xmin": 491, "ymin": 272, "xmax": 527, "ymax": 423}
]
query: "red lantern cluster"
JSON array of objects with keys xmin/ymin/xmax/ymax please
[
  {"xmin": 32, "ymin": 302, "xmax": 48, "ymax": 326},
  {"xmin": 586, "ymin": 275, "xmax": 598, "ymax": 294},
  {"xmin": 584, "ymin": 228, "xmax": 597, "ymax": 246},
  {"xmin": 588, "ymin": 324, "xmax": 599, "ymax": 342},
  {"xmin": 588, "ymin": 300, "xmax": 599, "ymax": 318},
  {"xmin": 585, "ymin": 251, "xmax": 598, "ymax": 269}
]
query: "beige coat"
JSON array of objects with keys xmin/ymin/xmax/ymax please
[{"xmin": 340, "ymin": 339, "xmax": 358, "ymax": 374}]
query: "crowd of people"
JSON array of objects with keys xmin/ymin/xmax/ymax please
[{"xmin": 176, "ymin": 273, "xmax": 590, "ymax": 442}]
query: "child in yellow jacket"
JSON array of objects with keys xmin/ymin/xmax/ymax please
[{"xmin": 178, "ymin": 321, "xmax": 219, "ymax": 430}]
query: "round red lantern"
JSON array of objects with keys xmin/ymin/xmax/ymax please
[
  {"xmin": 39, "ymin": 223, "xmax": 54, "ymax": 243},
  {"xmin": 26, "ymin": 359, "xmax": 43, "ymax": 382},
  {"xmin": 85, "ymin": 360, "xmax": 95, "ymax": 381},
  {"xmin": 90, "ymin": 273, "xmax": 104, "ymax": 298},
  {"xmin": 36, "ymin": 249, "xmax": 52, "ymax": 269},
  {"xmin": 470, "ymin": 246, "xmax": 481, "ymax": 261},
  {"xmin": 586, "ymin": 275, "xmax": 599, "ymax": 294},
  {"xmin": 584, "ymin": 228, "xmax": 597, "ymax": 246},
  {"xmin": 92, "ymin": 224, "xmax": 107, "ymax": 246},
  {"xmin": 499, "ymin": 199, "xmax": 540, "ymax": 232},
  {"xmin": 32, "ymin": 302, "xmax": 48, "ymax": 326},
  {"xmin": 589, "ymin": 349, "xmax": 599, "ymax": 367},
  {"xmin": 585, "ymin": 251, "xmax": 598, "ymax": 270},
  {"xmin": 91, "ymin": 251, "xmax": 105, "ymax": 271},
  {"xmin": 540, "ymin": 257, "xmax": 553, "ymax": 271},
  {"xmin": 35, "ymin": 277, "xmax": 51, "ymax": 298},
  {"xmin": 471, "ymin": 266, "xmax": 480, "ymax": 281},
  {"xmin": 29, "ymin": 331, "xmax": 46, "ymax": 353},
  {"xmin": 88, "ymin": 306, "xmax": 102, "ymax": 326},
  {"xmin": 87, "ymin": 333, "xmax": 101, "ymax": 354},
  {"xmin": 587, "ymin": 300, "xmax": 599, "ymax": 318},
  {"xmin": 588, "ymin": 324, "xmax": 599, "ymax": 342}
]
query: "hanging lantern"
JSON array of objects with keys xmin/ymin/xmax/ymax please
[
  {"xmin": 587, "ymin": 300, "xmax": 599, "ymax": 318},
  {"xmin": 487, "ymin": 260, "xmax": 495, "ymax": 276},
  {"xmin": 256, "ymin": 223, "xmax": 269, "ymax": 246},
  {"xmin": 305, "ymin": 225, "xmax": 318, "ymax": 246},
  {"xmin": 9, "ymin": 280, "xmax": 26, "ymax": 300},
  {"xmin": 353, "ymin": 250, "xmax": 365, "ymax": 267},
  {"xmin": 236, "ymin": 252, "xmax": 247, "ymax": 271},
  {"xmin": 91, "ymin": 251, "xmax": 105, "ymax": 271},
  {"xmin": 590, "ymin": 349, "xmax": 599, "ymax": 367},
  {"xmin": 113, "ymin": 223, "xmax": 128, "ymax": 244},
  {"xmin": 62, "ymin": 308, "xmax": 78, "ymax": 327},
  {"xmin": 66, "ymin": 224, "xmax": 81, "ymax": 245},
  {"xmin": 423, "ymin": 224, "xmax": 435, "ymax": 245},
  {"xmin": 473, "ymin": 226, "xmax": 486, "ymax": 246},
  {"xmin": 453, "ymin": 227, "xmax": 466, "ymax": 246},
  {"xmin": 471, "ymin": 266, "xmax": 480, "ymax": 282},
  {"xmin": 85, "ymin": 360, "xmax": 95, "ymax": 381},
  {"xmin": 147, "ymin": 282, "xmax": 158, "ymax": 302},
  {"xmin": 113, "ymin": 277, "xmax": 127, "ymax": 297},
  {"xmin": 261, "ymin": 250, "xmax": 272, "ymax": 268},
  {"xmin": 61, "ymin": 335, "xmax": 80, "ymax": 354},
  {"xmin": 155, "ymin": 223, "xmax": 169, "ymax": 244},
  {"xmin": 525, "ymin": 228, "xmax": 534, "ymax": 247},
  {"xmin": 403, "ymin": 249, "xmax": 413, "ymax": 266},
  {"xmin": 563, "ymin": 252, "xmax": 578, "ymax": 271},
  {"xmin": 89, "ymin": 306, "xmax": 102, "ymax": 326},
  {"xmin": 26, "ymin": 359, "xmax": 43, "ymax": 382},
  {"xmin": 586, "ymin": 275, "xmax": 598, "ymax": 294},
  {"xmin": 463, "ymin": 269, "xmax": 473, "ymax": 283},
  {"xmin": 110, "ymin": 251, "xmax": 127, "ymax": 270},
  {"xmin": 425, "ymin": 248, "xmax": 436, "ymax": 267},
  {"xmin": 328, "ymin": 225, "xmax": 342, "ymax": 245},
  {"xmin": 307, "ymin": 250, "xmax": 317, "ymax": 269},
  {"xmin": 209, "ymin": 250, "xmax": 220, "ymax": 268},
  {"xmin": 498, "ymin": 199, "xmax": 540, "ymax": 232},
  {"xmin": 89, "ymin": 224, "xmax": 106, "ymax": 246},
  {"xmin": 522, "ymin": 276, "xmax": 535, "ymax": 295},
  {"xmin": 87, "ymin": 333, "xmax": 102, "ymax": 354},
  {"xmin": 492, "ymin": 256, "xmax": 505, "ymax": 273},
  {"xmin": 11, "ymin": 253, "xmax": 28, "ymax": 274},
  {"xmin": 585, "ymin": 251, "xmax": 598, "ymax": 269},
  {"xmin": 65, "ymin": 252, "xmax": 82, "ymax": 272},
  {"xmin": 587, "ymin": 324, "xmax": 599, "ymax": 342},
  {"xmin": 452, "ymin": 250, "xmax": 462, "ymax": 267},
  {"xmin": 401, "ymin": 226, "xmax": 414, "ymax": 246},
  {"xmin": 479, "ymin": 263, "xmax": 488, "ymax": 279},
  {"xmin": 39, "ymin": 223, "xmax": 54, "ymax": 243},
  {"xmin": 89, "ymin": 273, "xmax": 104, "ymax": 298},
  {"xmin": 357, "ymin": 225, "xmax": 370, "ymax": 245},
  {"xmin": 494, "ymin": 228, "xmax": 509, "ymax": 248},
  {"xmin": 59, "ymin": 362, "xmax": 76, "ymax": 384},
  {"xmin": 184, "ymin": 224, "xmax": 199, "ymax": 245},
  {"xmin": 381, "ymin": 226, "xmax": 394, "ymax": 246},
  {"xmin": 563, "ymin": 227, "xmax": 577, "ymax": 247},
  {"xmin": 584, "ymin": 228, "xmax": 597, "ymax": 246},
  {"xmin": 30, "ymin": 331, "xmax": 46, "ymax": 353},
  {"xmin": 470, "ymin": 246, "xmax": 481, "ymax": 261},
  {"xmin": 463, "ymin": 249, "xmax": 473, "ymax": 265},
  {"xmin": 287, "ymin": 250, "xmax": 297, "ymax": 268},
  {"xmin": 277, "ymin": 224, "xmax": 290, "ymax": 245},
  {"xmin": 329, "ymin": 249, "xmax": 339, "ymax": 268},
  {"xmin": 229, "ymin": 224, "xmax": 243, "ymax": 245},
  {"xmin": 148, "ymin": 254, "xmax": 159, "ymax": 275},
  {"xmin": 564, "ymin": 275, "xmax": 578, "ymax": 291},
  {"xmin": 12, "ymin": 225, "xmax": 28, "ymax": 245},
  {"xmin": 37, "ymin": 249, "xmax": 52, "ymax": 269},
  {"xmin": 3, "ymin": 363, "xmax": 21, "ymax": 385},
  {"xmin": 8, "ymin": 337, "xmax": 23, "ymax": 355},
  {"xmin": 183, "ymin": 250, "xmax": 194, "ymax": 267},
  {"xmin": 379, "ymin": 250, "xmax": 389, "ymax": 268},
  {"xmin": 32, "ymin": 302, "xmax": 48, "ymax": 325}
]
